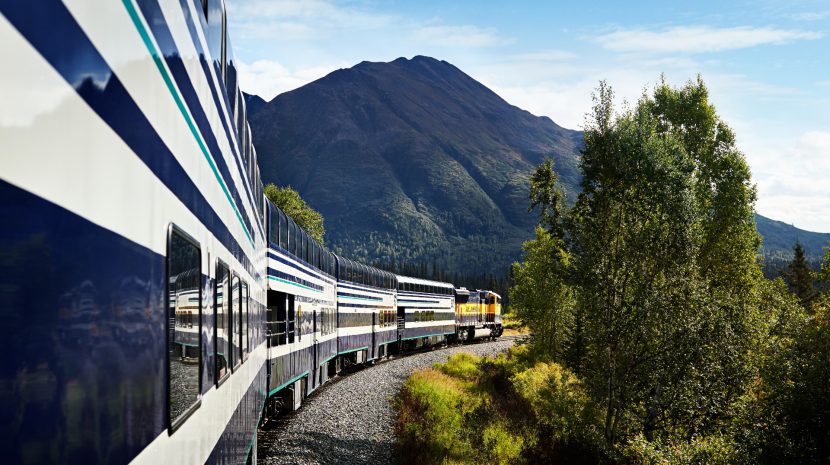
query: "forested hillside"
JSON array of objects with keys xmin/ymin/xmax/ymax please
[
  {"xmin": 248, "ymin": 57, "xmax": 827, "ymax": 278},
  {"xmin": 249, "ymin": 56, "xmax": 582, "ymax": 276}
]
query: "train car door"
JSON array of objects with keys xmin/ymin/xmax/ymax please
[
  {"xmin": 371, "ymin": 310, "xmax": 377, "ymax": 360},
  {"xmin": 312, "ymin": 307, "xmax": 318, "ymax": 390}
]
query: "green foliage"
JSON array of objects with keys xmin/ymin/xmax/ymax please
[
  {"xmin": 435, "ymin": 352, "xmax": 482, "ymax": 382},
  {"xmin": 396, "ymin": 368, "xmax": 479, "ymax": 464},
  {"xmin": 528, "ymin": 158, "xmax": 567, "ymax": 239},
  {"xmin": 396, "ymin": 348, "xmax": 605, "ymax": 465},
  {"xmin": 740, "ymin": 288, "xmax": 830, "ymax": 464},
  {"xmin": 511, "ymin": 360, "xmax": 601, "ymax": 446},
  {"xmin": 264, "ymin": 183, "xmax": 325, "ymax": 244},
  {"xmin": 482, "ymin": 422, "xmax": 525, "ymax": 465},
  {"xmin": 786, "ymin": 241, "xmax": 816, "ymax": 305},
  {"xmin": 818, "ymin": 243, "xmax": 830, "ymax": 286},
  {"xmin": 620, "ymin": 434, "xmax": 737, "ymax": 465},
  {"xmin": 510, "ymin": 227, "xmax": 575, "ymax": 360},
  {"xmin": 500, "ymin": 75, "xmax": 829, "ymax": 465}
]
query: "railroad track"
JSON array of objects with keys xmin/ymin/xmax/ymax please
[{"xmin": 257, "ymin": 337, "xmax": 517, "ymax": 465}]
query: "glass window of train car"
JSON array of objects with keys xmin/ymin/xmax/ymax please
[
  {"xmin": 228, "ymin": 273, "xmax": 239, "ymax": 370},
  {"xmin": 296, "ymin": 303, "xmax": 302, "ymax": 342},
  {"xmin": 248, "ymin": 127, "xmax": 255, "ymax": 181},
  {"xmin": 167, "ymin": 226, "xmax": 201, "ymax": 430},
  {"xmin": 243, "ymin": 124, "xmax": 249, "ymax": 176},
  {"xmin": 298, "ymin": 229, "xmax": 305, "ymax": 261},
  {"xmin": 291, "ymin": 221, "xmax": 299, "ymax": 257},
  {"xmin": 315, "ymin": 241, "xmax": 321, "ymax": 269},
  {"xmin": 308, "ymin": 236, "xmax": 313, "ymax": 265},
  {"xmin": 278, "ymin": 209, "xmax": 285, "ymax": 249},
  {"xmin": 287, "ymin": 219, "xmax": 294, "ymax": 256},
  {"xmin": 215, "ymin": 261, "xmax": 230, "ymax": 384},
  {"xmin": 287, "ymin": 295, "xmax": 295, "ymax": 344},
  {"xmin": 240, "ymin": 281, "xmax": 249, "ymax": 359}
]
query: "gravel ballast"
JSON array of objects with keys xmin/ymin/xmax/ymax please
[{"xmin": 257, "ymin": 338, "xmax": 516, "ymax": 465}]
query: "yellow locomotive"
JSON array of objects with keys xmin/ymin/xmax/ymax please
[{"xmin": 453, "ymin": 288, "xmax": 503, "ymax": 341}]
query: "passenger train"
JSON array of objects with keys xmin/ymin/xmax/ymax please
[{"xmin": 0, "ymin": 1, "xmax": 502, "ymax": 464}]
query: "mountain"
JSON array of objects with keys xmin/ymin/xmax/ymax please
[
  {"xmin": 244, "ymin": 93, "xmax": 267, "ymax": 118},
  {"xmin": 756, "ymin": 214, "xmax": 830, "ymax": 262},
  {"xmin": 249, "ymin": 56, "xmax": 582, "ymax": 274},
  {"xmin": 248, "ymin": 56, "xmax": 829, "ymax": 276}
]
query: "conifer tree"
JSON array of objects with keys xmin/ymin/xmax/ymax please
[{"xmin": 786, "ymin": 241, "xmax": 815, "ymax": 306}]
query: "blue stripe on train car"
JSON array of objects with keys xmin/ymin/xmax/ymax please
[{"xmin": 0, "ymin": 179, "xmax": 166, "ymax": 464}]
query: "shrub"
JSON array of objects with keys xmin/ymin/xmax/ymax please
[
  {"xmin": 395, "ymin": 369, "xmax": 479, "ymax": 464},
  {"xmin": 482, "ymin": 421, "xmax": 525, "ymax": 465},
  {"xmin": 511, "ymin": 361, "xmax": 599, "ymax": 444},
  {"xmin": 619, "ymin": 434, "xmax": 737, "ymax": 465},
  {"xmin": 435, "ymin": 352, "xmax": 482, "ymax": 382}
]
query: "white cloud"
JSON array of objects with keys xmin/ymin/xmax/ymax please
[
  {"xmin": 237, "ymin": 59, "xmax": 344, "ymax": 101},
  {"xmin": 511, "ymin": 50, "xmax": 577, "ymax": 62},
  {"xmin": 413, "ymin": 25, "xmax": 515, "ymax": 47},
  {"xmin": 789, "ymin": 11, "xmax": 830, "ymax": 21},
  {"xmin": 228, "ymin": 0, "xmax": 396, "ymax": 41},
  {"xmin": 746, "ymin": 131, "xmax": 830, "ymax": 232},
  {"xmin": 594, "ymin": 25, "xmax": 822, "ymax": 54}
]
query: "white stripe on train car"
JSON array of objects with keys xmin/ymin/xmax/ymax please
[
  {"xmin": 63, "ymin": 0, "xmax": 255, "ymax": 250},
  {"xmin": 337, "ymin": 325, "xmax": 375, "ymax": 337},
  {"xmin": 156, "ymin": 0, "xmax": 257, "ymax": 216},
  {"xmin": 0, "ymin": 14, "xmax": 258, "ymax": 288}
]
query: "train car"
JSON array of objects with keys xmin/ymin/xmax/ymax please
[
  {"xmin": 335, "ymin": 256, "xmax": 398, "ymax": 363},
  {"xmin": 454, "ymin": 288, "xmax": 503, "ymax": 340},
  {"xmin": 264, "ymin": 202, "xmax": 338, "ymax": 407},
  {"xmin": 1, "ymin": 1, "xmax": 268, "ymax": 464},
  {"xmin": 396, "ymin": 276, "xmax": 456, "ymax": 347}
]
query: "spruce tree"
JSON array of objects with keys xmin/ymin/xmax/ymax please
[{"xmin": 786, "ymin": 241, "xmax": 815, "ymax": 306}]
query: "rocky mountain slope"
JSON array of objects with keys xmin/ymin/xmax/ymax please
[
  {"xmin": 248, "ymin": 56, "xmax": 828, "ymax": 275},
  {"xmin": 249, "ymin": 56, "xmax": 582, "ymax": 274}
]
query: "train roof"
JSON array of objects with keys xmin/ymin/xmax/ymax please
[{"xmin": 396, "ymin": 275, "xmax": 454, "ymax": 289}]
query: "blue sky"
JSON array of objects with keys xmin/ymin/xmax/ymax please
[{"xmin": 227, "ymin": 0, "xmax": 830, "ymax": 232}]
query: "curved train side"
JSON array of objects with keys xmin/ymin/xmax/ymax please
[{"xmin": 0, "ymin": 2, "xmax": 502, "ymax": 464}]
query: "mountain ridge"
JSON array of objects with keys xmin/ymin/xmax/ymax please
[{"xmin": 248, "ymin": 56, "xmax": 828, "ymax": 274}]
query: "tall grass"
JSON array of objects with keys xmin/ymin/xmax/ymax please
[{"xmin": 395, "ymin": 347, "xmax": 605, "ymax": 465}]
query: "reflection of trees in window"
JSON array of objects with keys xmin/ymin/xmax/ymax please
[
  {"xmin": 168, "ymin": 229, "xmax": 200, "ymax": 428},
  {"xmin": 240, "ymin": 280, "xmax": 248, "ymax": 358},
  {"xmin": 215, "ymin": 262, "xmax": 229, "ymax": 382},
  {"xmin": 231, "ymin": 274, "xmax": 239, "ymax": 368}
]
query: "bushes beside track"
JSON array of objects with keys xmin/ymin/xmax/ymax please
[{"xmin": 394, "ymin": 346, "xmax": 605, "ymax": 465}]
